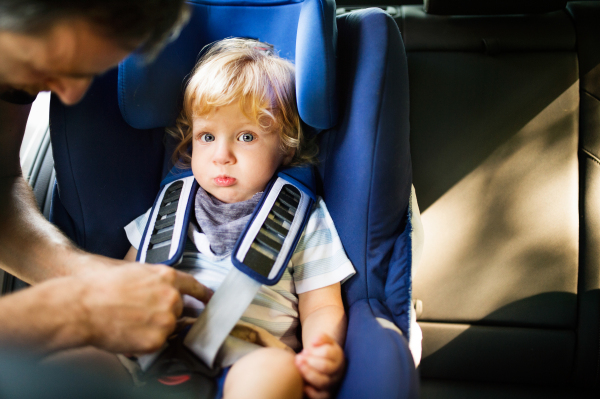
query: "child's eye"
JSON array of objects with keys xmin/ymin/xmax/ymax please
[
  {"xmin": 238, "ymin": 133, "xmax": 255, "ymax": 142},
  {"xmin": 200, "ymin": 133, "xmax": 215, "ymax": 142}
]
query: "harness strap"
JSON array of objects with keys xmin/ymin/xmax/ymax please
[
  {"xmin": 184, "ymin": 176, "xmax": 313, "ymax": 368},
  {"xmin": 137, "ymin": 176, "xmax": 197, "ymax": 265}
]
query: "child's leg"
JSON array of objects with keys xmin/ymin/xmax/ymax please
[{"xmin": 223, "ymin": 347, "xmax": 303, "ymax": 399}]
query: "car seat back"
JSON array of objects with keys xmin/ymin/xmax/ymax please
[
  {"xmin": 567, "ymin": 1, "xmax": 600, "ymax": 389},
  {"xmin": 49, "ymin": 0, "xmax": 337, "ymax": 259},
  {"xmin": 403, "ymin": 0, "xmax": 599, "ymax": 389},
  {"xmin": 118, "ymin": 0, "xmax": 337, "ymax": 131},
  {"xmin": 49, "ymin": 1, "xmax": 418, "ymax": 397}
]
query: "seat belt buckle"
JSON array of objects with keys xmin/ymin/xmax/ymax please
[{"xmin": 140, "ymin": 330, "xmax": 222, "ymax": 399}]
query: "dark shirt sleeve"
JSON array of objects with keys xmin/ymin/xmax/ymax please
[
  {"xmin": 0, "ymin": 89, "xmax": 37, "ymax": 105},
  {"xmin": 0, "ymin": 94, "xmax": 32, "ymax": 179}
]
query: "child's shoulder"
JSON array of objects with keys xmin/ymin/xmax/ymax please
[
  {"xmin": 301, "ymin": 196, "xmax": 339, "ymax": 239},
  {"xmin": 310, "ymin": 196, "xmax": 334, "ymax": 221},
  {"xmin": 312, "ymin": 195, "xmax": 327, "ymax": 215}
]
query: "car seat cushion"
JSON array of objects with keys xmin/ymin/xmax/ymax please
[{"xmin": 118, "ymin": 0, "xmax": 337, "ymax": 131}]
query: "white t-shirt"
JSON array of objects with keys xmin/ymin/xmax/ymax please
[{"xmin": 125, "ymin": 196, "xmax": 355, "ymax": 350}]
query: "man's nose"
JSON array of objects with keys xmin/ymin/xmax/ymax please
[
  {"xmin": 47, "ymin": 76, "xmax": 93, "ymax": 105},
  {"xmin": 213, "ymin": 140, "xmax": 235, "ymax": 165}
]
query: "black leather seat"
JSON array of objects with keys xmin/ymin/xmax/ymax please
[{"xmin": 400, "ymin": 0, "xmax": 600, "ymax": 395}]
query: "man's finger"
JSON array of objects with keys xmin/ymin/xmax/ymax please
[
  {"xmin": 171, "ymin": 292, "xmax": 184, "ymax": 318},
  {"xmin": 172, "ymin": 270, "xmax": 213, "ymax": 303}
]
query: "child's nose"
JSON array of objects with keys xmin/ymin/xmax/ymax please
[{"xmin": 213, "ymin": 141, "xmax": 235, "ymax": 165}]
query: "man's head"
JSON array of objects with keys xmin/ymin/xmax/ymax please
[{"xmin": 0, "ymin": 0, "xmax": 190, "ymax": 104}]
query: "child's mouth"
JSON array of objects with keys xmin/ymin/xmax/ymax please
[{"xmin": 214, "ymin": 176, "xmax": 236, "ymax": 187}]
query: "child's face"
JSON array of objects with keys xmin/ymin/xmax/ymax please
[{"xmin": 191, "ymin": 102, "xmax": 292, "ymax": 203}]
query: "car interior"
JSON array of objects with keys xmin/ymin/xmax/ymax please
[
  {"xmin": 3, "ymin": 0, "xmax": 600, "ymax": 397},
  {"xmin": 13, "ymin": 0, "xmax": 420, "ymax": 397}
]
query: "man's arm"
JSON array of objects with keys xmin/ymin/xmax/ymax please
[
  {"xmin": 0, "ymin": 174, "xmax": 121, "ymax": 282},
  {"xmin": 0, "ymin": 99, "xmax": 213, "ymax": 355},
  {"xmin": 0, "ymin": 264, "xmax": 212, "ymax": 355},
  {"xmin": 0, "ymin": 171, "xmax": 214, "ymax": 356},
  {"xmin": 0, "ymin": 99, "xmax": 93, "ymax": 282},
  {"xmin": 0, "ymin": 99, "xmax": 124, "ymax": 282}
]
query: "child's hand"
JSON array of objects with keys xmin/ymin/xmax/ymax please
[{"xmin": 295, "ymin": 333, "xmax": 345, "ymax": 399}]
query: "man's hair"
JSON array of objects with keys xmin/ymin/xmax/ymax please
[
  {"xmin": 0, "ymin": 0, "xmax": 190, "ymax": 58},
  {"xmin": 169, "ymin": 37, "xmax": 318, "ymax": 168}
]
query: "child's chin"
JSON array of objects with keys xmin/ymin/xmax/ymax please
[{"xmin": 211, "ymin": 190, "xmax": 246, "ymax": 204}]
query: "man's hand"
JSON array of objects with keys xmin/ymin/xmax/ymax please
[
  {"xmin": 295, "ymin": 333, "xmax": 345, "ymax": 399},
  {"xmin": 76, "ymin": 264, "xmax": 212, "ymax": 353},
  {"xmin": 0, "ymin": 263, "xmax": 212, "ymax": 355}
]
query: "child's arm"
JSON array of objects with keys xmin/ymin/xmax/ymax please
[{"xmin": 296, "ymin": 283, "xmax": 346, "ymax": 399}]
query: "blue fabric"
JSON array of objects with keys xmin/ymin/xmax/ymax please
[
  {"xmin": 119, "ymin": 0, "xmax": 337, "ymax": 130},
  {"xmin": 161, "ymin": 167, "xmax": 194, "ymax": 188},
  {"xmin": 384, "ymin": 212, "xmax": 413, "ymax": 335},
  {"xmin": 277, "ymin": 165, "xmax": 317, "ymax": 201},
  {"xmin": 49, "ymin": 181, "xmax": 78, "ymax": 246},
  {"xmin": 215, "ymin": 366, "xmax": 230, "ymax": 399},
  {"xmin": 296, "ymin": 0, "xmax": 338, "ymax": 128},
  {"xmin": 337, "ymin": 300, "xmax": 419, "ymax": 398},
  {"xmin": 49, "ymin": 69, "xmax": 165, "ymax": 259},
  {"xmin": 48, "ymin": 4, "xmax": 417, "ymax": 397},
  {"xmin": 318, "ymin": 8, "xmax": 412, "ymax": 334}
]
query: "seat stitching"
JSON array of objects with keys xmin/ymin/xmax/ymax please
[
  {"xmin": 582, "ymin": 148, "xmax": 600, "ymax": 166},
  {"xmin": 583, "ymin": 88, "xmax": 600, "ymax": 104},
  {"xmin": 367, "ymin": 11, "xmax": 390, "ymax": 306}
]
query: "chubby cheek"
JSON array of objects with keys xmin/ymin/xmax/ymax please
[
  {"xmin": 249, "ymin": 169, "xmax": 275, "ymax": 191},
  {"xmin": 248, "ymin": 156, "xmax": 284, "ymax": 190},
  {"xmin": 191, "ymin": 161, "xmax": 201, "ymax": 185},
  {"xmin": 191, "ymin": 146, "xmax": 207, "ymax": 185}
]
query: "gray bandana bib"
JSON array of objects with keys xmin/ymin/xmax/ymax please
[{"xmin": 194, "ymin": 187, "xmax": 262, "ymax": 256}]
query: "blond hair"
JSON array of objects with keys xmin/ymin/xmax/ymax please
[{"xmin": 168, "ymin": 38, "xmax": 317, "ymax": 167}]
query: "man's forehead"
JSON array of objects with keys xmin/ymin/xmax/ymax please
[
  {"xmin": 38, "ymin": 20, "xmax": 130, "ymax": 72},
  {"xmin": 3, "ymin": 20, "xmax": 126, "ymax": 67}
]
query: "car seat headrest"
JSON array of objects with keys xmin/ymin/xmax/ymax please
[
  {"xmin": 424, "ymin": 0, "xmax": 566, "ymax": 15},
  {"xmin": 118, "ymin": 0, "xmax": 337, "ymax": 131}
]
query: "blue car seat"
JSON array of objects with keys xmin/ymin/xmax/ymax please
[{"xmin": 48, "ymin": 0, "xmax": 419, "ymax": 397}]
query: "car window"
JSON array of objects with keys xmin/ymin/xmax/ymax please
[{"xmin": 20, "ymin": 92, "xmax": 50, "ymax": 180}]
